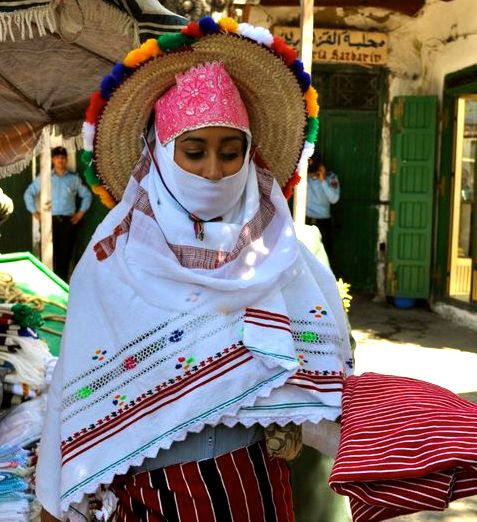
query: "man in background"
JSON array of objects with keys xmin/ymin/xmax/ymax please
[
  {"xmin": 306, "ymin": 152, "xmax": 340, "ymax": 264},
  {"xmin": 24, "ymin": 146, "xmax": 92, "ymax": 281}
]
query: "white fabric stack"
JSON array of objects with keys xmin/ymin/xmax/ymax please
[{"xmin": 0, "ymin": 304, "xmax": 57, "ymax": 520}]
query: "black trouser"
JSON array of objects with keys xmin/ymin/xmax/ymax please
[
  {"xmin": 305, "ymin": 217, "xmax": 333, "ymax": 259},
  {"xmin": 52, "ymin": 216, "xmax": 76, "ymax": 281}
]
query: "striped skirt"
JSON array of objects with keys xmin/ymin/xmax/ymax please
[{"xmin": 111, "ymin": 441, "xmax": 295, "ymax": 522}]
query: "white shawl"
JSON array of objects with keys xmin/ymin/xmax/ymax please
[{"xmin": 36, "ymin": 141, "xmax": 352, "ymax": 518}]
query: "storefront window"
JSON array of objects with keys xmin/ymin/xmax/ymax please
[{"xmin": 449, "ymin": 97, "xmax": 477, "ymax": 302}]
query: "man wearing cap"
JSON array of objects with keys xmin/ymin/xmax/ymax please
[{"xmin": 24, "ymin": 146, "xmax": 92, "ymax": 281}]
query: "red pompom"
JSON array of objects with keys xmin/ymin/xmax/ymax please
[
  {"xmin": 272, "ymin": 36, "xmax": 298, "ymax": 66},
  {"xmin": 181, "ymin": 22, "xmax": 203, "ymax": 39},
  {"xmin": 282, "ymin": 170, "xmax": 301, "ymax": 200},
  {"xmin": 85, "ymin": 91, "xmax": 107, "ymax": 124}
]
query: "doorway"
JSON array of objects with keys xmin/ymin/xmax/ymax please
[
  {"xmin": 313, "ymin": 66, "xmax": 385, "ymax": 292},
  {"xmin": 448, "ymin": 96, "xmax": 477, "ymax": 303}
]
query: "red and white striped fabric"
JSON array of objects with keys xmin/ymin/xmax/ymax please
[
  {"xmin": 329, "ymin": 373, "xmax": 477, "ymax": 522},
  {"xmin": 111, "ymin": 441, "xmax": 294, "ymax": 522}
]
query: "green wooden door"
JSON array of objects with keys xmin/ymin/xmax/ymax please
[
  {"xmin": 387, "ymin": 96, "xmax": 438, "ymax": 298},
  {"xmin": 320, "ymin": 110, "xmax": 380, "ymax": 292}
]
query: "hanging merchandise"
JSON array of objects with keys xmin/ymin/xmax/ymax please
[{"xmin": 0, "ymin": 273, "xmax": 62, "ymax": 520}]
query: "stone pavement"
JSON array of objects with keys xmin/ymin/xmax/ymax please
[{"xmin": 347, "ymin": 295, "xmax": 477, "ymax": 522}]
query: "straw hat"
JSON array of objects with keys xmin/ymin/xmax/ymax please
[{"xmin": 82, "ymin": 17, "xmax": 319, "ymax": 207}]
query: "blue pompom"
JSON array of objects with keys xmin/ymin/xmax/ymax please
[
  {"xmin": 100, "ymin": 75, "xmax": 118, "ymax": 100},
  {"xmin": 291, "ymin": 59, "xmax": 304, "ymax": 73},
  {"xmin": 198, "ymin": 16, "xmax": 220, "ymax": 35},
  {"xmin": 296, "ymin": 70, "xmax": 311, "ymax": 92},
  {"xmin": 111, "ymin": 63, "xmax": 131, "ymax": 84}
]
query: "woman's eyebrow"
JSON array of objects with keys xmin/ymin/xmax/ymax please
[
  {"xmin": 221, "ymin": 136, "xmax": 244, "ymax": 144},
  {"xmin": 180, "ymin": 137, "xmax": 206, "ymax": 144}
]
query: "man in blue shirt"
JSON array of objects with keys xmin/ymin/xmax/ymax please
[
  {"xmin": 306, "ymin": 152, "xmax": 340, "ymax": 262},
  {"xmin": 24, "ymin": 146, "xmax": 92, "ymax": 281}
]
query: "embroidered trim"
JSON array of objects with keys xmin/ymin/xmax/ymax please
[
  {"xmin": 60, "ymin": 368, "xmax": 292, "ymax": 503},
  {"xmin": 62, "ymin": 314, "xmax": 241, "ymax": 414},
  {"xmin": 287, "ymin": 370, "xmax": 345, "ymax": 394},
  {"xmin": 60, "ymin": 343, "xmax": 249, "ymax": 463},
  {"xmin": 94, "ymin": 179, "xmax": 154, "ymax": 262}
]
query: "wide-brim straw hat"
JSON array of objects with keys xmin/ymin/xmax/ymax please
[{"xmin": 82, "ymin": 17, "xmax": 319, "ymax": 208}]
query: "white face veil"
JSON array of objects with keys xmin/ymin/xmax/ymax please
[{"xmin": 154, "ymin": 137, "xmax": 252, "ymax": 222}]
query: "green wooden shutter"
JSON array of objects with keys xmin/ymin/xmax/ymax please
[{"xmin": 387, "ymin": 96, "xmax": 438, "ymax": 298}]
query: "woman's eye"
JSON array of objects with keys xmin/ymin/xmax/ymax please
[
  {"xmin": 220, "ymin": 152, "xmax": 240, "ymax": 161},
  {"xmin": 184, "ymin": 150, "xmax": 204, "ymax": 160}
]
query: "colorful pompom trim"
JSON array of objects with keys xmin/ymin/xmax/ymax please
[
  {"xmin": 141, "ymin": 38, "xmax": 161, "ymax": 59},
  {"xmin": 272, "ymin": 36, "xmax": 298, "ymax": 66},
  {"xmin": 283, "ymin": 170, "xmax": 301, "ymax": 200},
  {"xmin": 306, "ymin": 117, "xmax": 319, "ymax": 143},
  {"xmin": 304, "ymin": 86, "xmax": 319, "ymax": 118},
  {"xmin": 181, "ymin": 21, "xmax": 203, "ymax": 39},
  {"xmin": 218, "ymin": 17, "xmax": 239, "ymax": 33},
  {"xmin": 198, "ymin": 16, "xmax": 220, "ymax": 35},
  {"xmin": 92, "ymin": 185, "xmax": 116, "ymax": 209},
  {"xmin": 83, "ymin": 17, "xmax": 320, "ymax": 207},
  {"xmin": 158, "ymin": 33, "xmax": 195, "ymax": 52},
  {"xmin": 85, "ymin": 92, "xmax": 107, "ymax": 124}
]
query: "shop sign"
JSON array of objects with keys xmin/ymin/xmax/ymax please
[{"xmin": 274, "ymin": 26, "xmax": 388, "ymax": 66}]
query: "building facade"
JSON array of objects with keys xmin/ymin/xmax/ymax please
[{"xmin": 247, "ymin": 0, "xmax": 477, "ymax": 326}]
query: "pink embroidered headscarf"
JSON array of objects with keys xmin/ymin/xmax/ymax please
[{"xmin": 155, "ymin": 62, "xmax": 250, "ymax": 144}]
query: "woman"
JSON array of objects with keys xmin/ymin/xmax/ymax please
[{"xmin": 37, "ymin": 18, "xmax": 352, "ymax": 521}]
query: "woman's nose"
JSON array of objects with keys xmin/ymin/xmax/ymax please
[{"xmin": 202, "ymin": 154, "xmax": 223, "ymax": 180}]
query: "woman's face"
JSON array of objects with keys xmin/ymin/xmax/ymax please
[{"xmin": 174, "ymin": 127, "xmax": 246, "ymax": 180}]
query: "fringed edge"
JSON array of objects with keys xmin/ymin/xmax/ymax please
[
  {"xmin": 0, "ymin": 5, "xmax": 56, "ymax": 42},
  {"xmin": 0, "ymin": 157, "xmax": 34, "ymax": 179},
  {"xmin": 80, "ymin": 0, "xmax": 138, "ymax": 45},
  {"xmin": 0, "ymin": 131, "xmax": 45, "ymax": 179}
]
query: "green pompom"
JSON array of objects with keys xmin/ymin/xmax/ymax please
[
  {"xmin": 84, "ymin": 166, "xmax": 101, "ymax": 187},
  {"xmin": 306, "ymin": 117, "xmax": 319, "ymax": 143},
  {"xmin": 80, "ymin": 150, "xmax": 93, "ymax": 167},
  {"xmin": 158, "ymin": 33, "xmax": 195, "ymax": 52},
  {"xmin": 11, "ymin": 304, "xmax": 44, "ymax": 330}
]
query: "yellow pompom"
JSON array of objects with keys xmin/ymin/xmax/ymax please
[
  {"xmin": 123, "ymin": 48, "xmax": 149, "ymax": 68},
  {"xmin": 91, "ymin": 185, "xmax": 104, "ymax": 196},
  {"xmin": 141, "ymin": 38, "xmax": 161, "ymax": 59},
  {"xmin": 92, "ymin": 185, "xmax": 116, "ymax": 208},
  {"xmin": 101, "ymin": 194, "xmax": 116, "ymax": 209},
  {"xmin": 304, "ymin": 87, "xmax": 319, "ymax": 118},
  {"xmin": 218, "ymin": 17, "xmax": 239, "ymax": 33}
]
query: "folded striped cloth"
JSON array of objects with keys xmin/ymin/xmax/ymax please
[{"xmin": 329, "ymin": 373, "xmax": 477, "ymax": 522}]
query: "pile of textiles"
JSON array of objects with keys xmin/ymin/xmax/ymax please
[
  {"xmin": 0, "ymin": 303, "xmax": 55, "ymax": 408},
  {"xmin": 0, "ymin": 398, "xmax": 49, "ymax": 520},
  {"xmin": 330, "ymin": 372, "xmax": 477, "ymax": 522},
  {"xmin": 0, "ymin": 445, "xmax": 35, "ymax": 521},
  {"xmin": 0, "ymin": 302, "xmax": 57, "ymax": 520}
]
